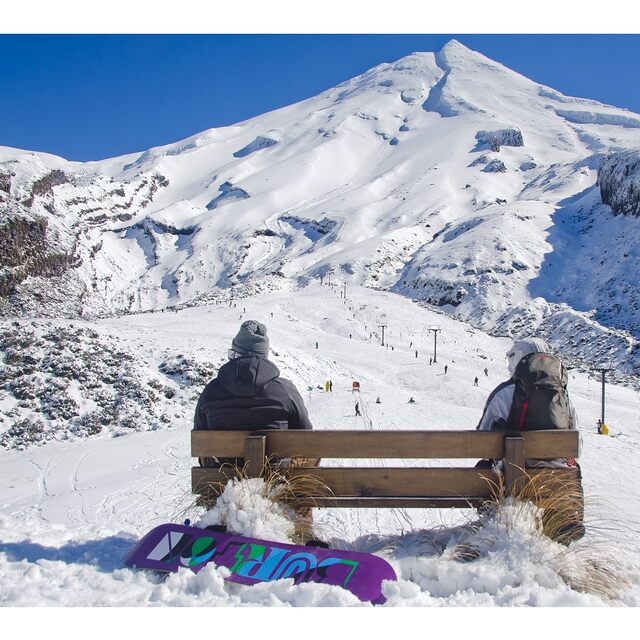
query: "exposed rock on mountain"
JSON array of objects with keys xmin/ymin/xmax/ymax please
[
  {"xmin": 482, "ymin": 159, "xmax": 508, "ymax": 173},
  {"xmin": 0, "ymin": 208, "xmax": 76, "ymax": 298},
  {"xmin": 475, "ymin": 128, "xmax": 524, "ymax": 151},
  {"xmin": 599, "ymin": 149, "xmax": 640, "ymax": 217},
  {"xmin": 206, "ymin": 181, "xmax": 251, "ymax": 210}
]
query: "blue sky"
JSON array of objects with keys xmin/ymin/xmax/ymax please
[{"xmin": 1, "ymin": 34, "xmax": 640, "ymax": 162}]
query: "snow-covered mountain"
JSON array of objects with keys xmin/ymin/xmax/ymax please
[{"xmin": 1, "ymin": 39, "xmax": 640, "ymax": 379}]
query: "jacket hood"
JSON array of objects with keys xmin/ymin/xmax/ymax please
[
  {"xmin": 217, "ymin": 356, "xmax": 280, "ymax": 397},
  {"xmin": 506, "ymin": 338, "xmax": 550, "ymax": 375}
]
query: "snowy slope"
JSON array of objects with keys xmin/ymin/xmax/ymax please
[
  {"xmin": 1, "ymin": 40, "xmax": 640, "ymax": 381},
  {"xmin": 2, "ymin": 284, "xmax": 640, "ymax": 606}
]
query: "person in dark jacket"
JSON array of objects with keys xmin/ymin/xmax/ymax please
[{"xmin": 195, "ymin": 320, "xmax": 314, "ymax": 468}]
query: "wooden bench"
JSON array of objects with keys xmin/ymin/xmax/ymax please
[{"xmin": 191, "ymin": 429, "xmax": 581, "ymax": 510}]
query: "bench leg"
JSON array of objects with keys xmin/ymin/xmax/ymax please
[
  {"xmin": 244, "ymin": 435, "xmax": 266, "ymax": 478},
  {"xmin": 504, "ymin": 437, "xmax": 525, "ymax": 497}
]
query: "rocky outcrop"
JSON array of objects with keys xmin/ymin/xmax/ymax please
[
  {"xmin": 0, "ymin": 169, "xmax": 14, "ymax": 194},
  {"xmin": 280, "ymin": 215, "xmax": 336, "ymax": 238},
  {"xmin": 483, "ymin": 159, "xmax": 507, "ymax": 173},
  {"xmin": 599, "ymin": 149, "xmax": 640, "ymax": 217},
  {"xmin": 475, "ymin": 128, "xmax": 524, "ymax": 152},
  {"xmin": 23, "ymin": 169, "xmax": 71, "ymax": 208},
  {"xmin": 0, "ymin": 209, "xmax": 75, "ymax": 297},
  {"xmin": 206, "ymin": 181, "xmax": 250, "ymax": 210},
  {"xmin": 0, "ymin": 160, "xmax": 173, "ymax": 317},
  {"xmin": 233, "ymin": 136, "xmax": 278, "ymax": 158}
]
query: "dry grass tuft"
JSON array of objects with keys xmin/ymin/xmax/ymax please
[
  {"xmin": 558, "ymin": 554, "xmax": 630, "ymax": 600},
  {"xmin": 466, "ymin": 466, "xmax": 632, "ymax": 599},
  {"xmin": 478, "ymin": 467, "xmax": 585, "ymax": 544}
]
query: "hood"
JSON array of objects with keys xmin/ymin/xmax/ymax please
[
  {"xmin": 217, "ymin": 356, "xmax": 280, "ymax": 397},
  {"xmin": 506, "ymin": 338, "xmax": 550, "ymax": 375}
]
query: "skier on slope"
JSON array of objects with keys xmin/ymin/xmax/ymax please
[{"xmin": 475, "ymin": 337, "xmax": 584, "ymax": 542}]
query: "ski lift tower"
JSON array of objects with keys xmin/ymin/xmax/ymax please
[
  {"xmin": 428, "ymin": 326, "xmax": 441, "ymax": 363},
  {"xmin": 378, "ymin": 323, "xmax": 387, "ymax": 347},
  {"xmin": 594, "ymin": 363, "xmax": 613, "ymax": 426},
  {"xmin": 378, "ymin": 314, "xmax": 388, "ymax": 347}
]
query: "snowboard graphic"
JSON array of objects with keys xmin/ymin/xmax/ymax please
[{"xmin": 125, "ymin": 523, "xmax": 396, "ymax": 604}]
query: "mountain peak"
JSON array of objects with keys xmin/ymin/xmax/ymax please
[
  {"xmin": 440, "ymin": 38, "xmax": 468, "ymax": 52},
  {"xmin": 438, "ymin": 39, "xmax": 501, "ymax": 70}
]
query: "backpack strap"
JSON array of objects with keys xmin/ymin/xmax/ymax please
[
  {"xmin": 475, "ymin": 378, "xmax": 514, "ymax": 430},
  {"xmin": 516, "ymin": 400, "xmax": 529, "ymax": 430}
]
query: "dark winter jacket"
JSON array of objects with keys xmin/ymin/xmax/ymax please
[{"xmin": 194, "ymin": 356, "xmax": 313, "ymax": 432}]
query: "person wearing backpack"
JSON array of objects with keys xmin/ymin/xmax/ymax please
[
  {"xmin": 475, "ymin": 337, "xmax": 584, "ymax": 542},
  {"xmin": 476, "ymin": 338, "xmax": 579, "ymax": 435}
]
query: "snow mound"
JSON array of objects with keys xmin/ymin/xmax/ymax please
[
  {"xmin": 375, "ymin": 497, "xmax": 632, "ymax": 606},
  {"xmin": 195, "ymin": 477, "xmax": 297, "ymax": 542},
  {"xmin": 400, "ymin": 88, "xmax": 425, "ymax": 104}
]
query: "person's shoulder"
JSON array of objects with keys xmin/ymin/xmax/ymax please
[
  {"xmin": 494, "ymin": 379, "xmax": 514, "ymax": 393},
  {"xmin": 270, "ymin": 375, "xmax": 304, "ymax": 397},
  {"xmin": 270, "ymin": 375, "xmax": 294, "ymax": 390},
  {"xmin": 199, "ymin": 375, "xmax": 223, "ymax": 396},
  {"xmin": 487, "ymin": 379, "xmax": 514, "ymax": 403}
]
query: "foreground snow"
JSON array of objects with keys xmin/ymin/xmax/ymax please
[{"xmin": 1, "ymin": 285, "xmax": 640, "ymax": 605}]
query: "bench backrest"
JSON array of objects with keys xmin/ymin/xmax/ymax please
[{"xmin": 191, "ymin": 429, "xmax": 580, "ymax": 508}]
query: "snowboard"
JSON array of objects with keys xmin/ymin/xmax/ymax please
[{"xmin": 125, "ymin": 523, "xmax": 396, "ymax": 604}]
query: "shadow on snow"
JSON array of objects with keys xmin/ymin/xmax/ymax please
[
  {"xmin": 528, "ymin": 184, "xmax": 599, "ymax": 310},
  {"xmin": 0, "ymin": 535, "xmax": 137, "ymax": 572}
]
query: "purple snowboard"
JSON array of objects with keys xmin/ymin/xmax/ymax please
[{"xmin": 125, "ymin": 523, "xmax": 396, "ymax": 604}]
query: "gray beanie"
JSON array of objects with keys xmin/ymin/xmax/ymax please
[{"xmin": 231, "ymin": 320, "xmax": 270, "ymax": 357}]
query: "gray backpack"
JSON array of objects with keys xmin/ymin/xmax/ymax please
[{"xmin": 506, "ymin": 352, "xmax": 571, "ymax": 431}]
